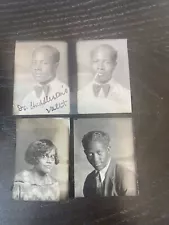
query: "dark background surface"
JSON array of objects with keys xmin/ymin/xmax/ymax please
[{"xmin": 0, "ymin": 0, "xmax": 169, "ymax": 224}]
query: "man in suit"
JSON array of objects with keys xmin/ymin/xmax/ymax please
[
  {"xmin": 82, "ymin": 131, "xmax": 137, "ymax": 197},
  {"xmin": 14, "ymin": 45, "xmax": 70, "ymax": 115},
  {"xmin": 78, "ymin": 44, "xmax": 132, "ymax": 113}
]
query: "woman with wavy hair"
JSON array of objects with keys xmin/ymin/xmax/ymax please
[{"xmin": 12, "ymin": 139, "xmax": 60, "ymax": 201}]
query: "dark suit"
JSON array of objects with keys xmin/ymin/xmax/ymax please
[{"xmin": 83, "ymin": 160, "xmax": 137, "ymax": 197}]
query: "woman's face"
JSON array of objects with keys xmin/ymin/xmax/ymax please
[{"xmin": 35, "ymin": 149, "xmax": 55, "ymax": 174}]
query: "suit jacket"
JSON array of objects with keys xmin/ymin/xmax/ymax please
[
  {"xmin": 13, "ymin": 78, "xmax": 70, "ymax": 115},
  {"xmin": 83, "ymin": 160, "xmax": 137, "ymax": 197},
  {"xmin": 78, "ymin": 78, "xmax": 132, "ymax": 114}
]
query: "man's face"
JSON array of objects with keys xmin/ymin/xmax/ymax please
[
  {"xmin": 91, "ymin": 47, "xmax": 117, "ymax": 84},
  {"xmin": 32, "ymin": 49, "xmax": 58, "ymax": 85},
  {"xmin": 35, "ymin": 149, "xmax": 55, "ymax": 174},
  {"xmin": 85, "ymin": 141, "xmax": 110, "ymax": 171}
]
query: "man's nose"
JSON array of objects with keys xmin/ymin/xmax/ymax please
[
  {"xmin": 97, "ymin": 62, "xmax": 104, "ymax": 70},
  {"xmin": 36, "ymin": 62, "xmax": 42, "ymax": 70},
  {"xmin": 93, "ymin": 153, "xmax": 99, "ymax": 163}
]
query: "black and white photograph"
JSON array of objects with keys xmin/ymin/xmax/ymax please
[
  {"xmin": 13, "ymin": 41, "xmax": 70, "ymax": 115},
  {"xmin": 77, "ymin": 39, "xmax": 132, "ymax": 114},
  {"xmin": 12, "ymin": 118, "xmax": 69, "ymax": 201},
  {"xmin": 74, "ymin": 118, "xmax": 138, "ymax": 197}
]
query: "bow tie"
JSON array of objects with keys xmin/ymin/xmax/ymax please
[
  {"xmin": 34, "ymin": 85, "xmax": 50, "ymax": 98},
  {"xmin": 93, "ymin": 83, "xmax": 110, "ymax": 97}
]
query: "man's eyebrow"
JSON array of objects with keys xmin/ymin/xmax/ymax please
[{"xmin": 92, "ymin": 57, "xmax": 112, "ymax": 60}]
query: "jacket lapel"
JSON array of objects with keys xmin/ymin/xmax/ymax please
[{"xmin": 103, "ymin": 159, "xmax": 116, "ymax": 196}]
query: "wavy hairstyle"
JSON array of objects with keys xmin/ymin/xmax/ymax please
[{"xmin": 25, "ymin": 139, "xmax": 59, "ymax": 165}]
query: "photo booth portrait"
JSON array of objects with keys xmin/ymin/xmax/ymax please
[
  {"xmin": 12, "ymin": 118, "xmax": 70, "ymax": 201},
  {"xmin": 76, "ymin": 39, "xmax": 132, "ymax": 114},
  {"xmin": 74, "ymin": 118, "xmax": 138, "ymax": 198},
  {"xmin": 13, "ymin": 41, "xmax": 70, "ymax": 115}
]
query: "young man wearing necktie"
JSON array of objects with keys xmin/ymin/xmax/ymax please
[
  {"xmin": 82, "ymin": 131, "xmax": 137, "ymax": 197},
  {"xmin": 14, "ymin": 45, "xmax": 70, "ymax": 115},
  {"xmin": 77, "ymin": 44, "xmax": 132, "ymax": 113}
]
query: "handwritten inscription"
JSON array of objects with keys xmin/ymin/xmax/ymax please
[
  {"xmin": 17, "ymin": 87, "xmax": 69, "ymax": 113},
  {"xmin": 30, "ymin": 88, "xmax": 68, "ymax": 109},
  {"xmin": 17, "ymin": 104, "xmax": 28, "ymax": 111},
  {"xmin": 46, "ymin": 100, "xmax": 67, "ymax": 113}
]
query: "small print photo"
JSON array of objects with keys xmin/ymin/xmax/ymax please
[
  {"xmin": 77, "ymin": 39, "xmax": 132, "ymax": 114},
  {"xmin": 74, "ymin": 118, "xmax": 138, "ymax": 197},
  {"xmin": 12, "ymin": 118, "xmax": 69, "ymax": 202},
  {"xmin": 13, "ymin": 41, "xmax": 70, "ymax": 115}
]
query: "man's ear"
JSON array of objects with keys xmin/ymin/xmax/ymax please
[
  {"xmin": 53, "ymin": 62, "xmax": 59, "ymax": 72},
  {"xmin": 114, "ymin": 60, "xmax": 117, "ymax": 67},
  {"xmin": 55, "ymin": 62, "xmax": 59, "ymax": 69},
  {"xmin": 107, "ymin": 145, "xmax": 111, "ymax": 153}
]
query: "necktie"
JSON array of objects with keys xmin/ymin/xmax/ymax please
[
  {"xmin": 34, "ymin": 85, "xmax": 50, "ymax": 98},
  {"xmin": 95, "ymin": 171, "xmax": 103, "ymax": 196},
  {"xmin": 93, "ymin": 83, "xmax": 110, "ymax": 97}
]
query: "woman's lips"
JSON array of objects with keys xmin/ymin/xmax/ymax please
[{"xmin": 44, "ymin": 165, "xmax": 52, "ymax": 169}]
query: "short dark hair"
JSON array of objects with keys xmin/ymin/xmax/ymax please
[
  {"xmin": 82, "ymin": 131, "xmax": 110, "ymax": 150},
  {"xmin": 91, "ymin": 44, "xmax": 118, "ymax": 62},
  {"xmin": 32, "ymin": 45, "xmax": 60, "ymax": 63},
  {"xmin": 25, "ymin": 139, "xmax": 59, "ymax": 165}
]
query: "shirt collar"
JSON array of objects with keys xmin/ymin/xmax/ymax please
[
  {"xmin": 92, "ymin": 76, "xmax": 117, "ymax": 87},
  {"xmin": 99, "ymin": 158, "xmax": 111, "ymax": 183},
  {"xmin": 35, "ymin": 77, "xmax": 56, "ymax": 87}
]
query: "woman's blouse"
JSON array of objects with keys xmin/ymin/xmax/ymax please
[{"xmin": 12, "ymin": 170, "xmax": 60, "ymax": 201}]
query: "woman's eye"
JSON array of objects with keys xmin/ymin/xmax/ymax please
[{"xmin": 105, "ymin": 61, "xmax": 111, "ymax": 64}]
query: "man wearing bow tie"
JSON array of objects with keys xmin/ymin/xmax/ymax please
[
  {"xmin": 82, "ymin": 131, "xmax": 137, "ymax": 197},
  {"xmin": 15, "ymin": 45, "xmax": 70, "ymax": 115},
  {"xmin": 77, "ymin": 44, "xmax": 132, "ymax": 113}
]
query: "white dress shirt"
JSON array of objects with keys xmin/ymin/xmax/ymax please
[
  {"xmin": 78, "ymin": 77, "xmax": 132, "ymax": 114},
  {"xmin": 99, "ymin": 158, "xmax": 111, "ymax": 183},
  {"xmin": 14, "ymin": 78, "xmax": 70, "ymax": 115}
]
